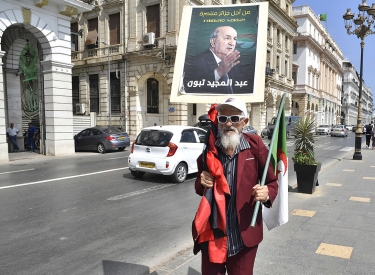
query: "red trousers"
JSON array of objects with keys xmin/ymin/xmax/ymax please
[{"xmin": 201, "ymin": 245, "xmax": 258, "ymax": 275}]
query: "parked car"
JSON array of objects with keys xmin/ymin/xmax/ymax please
[
  {"xmin": 193, "ymin": 114, "xmax": 211, "ymax": 131},
  {"xmin": 242, "ymin": 125, "xmax": 258, "ymax": 135},
  {"xmin": 128, "ymin": 126, "xmax": 207, "ymax": 183},
  {"xmin": 74, "ymin": 126, "xmax": 130, "ymax": 153},
  {"xmin": 261, "ymin": 127, "xmax": 268, "ymax": 138},
  {"xmin": 330, "ymin": 125, "xmax": 348, "ymax": 137},
  {"xmin": 345, "ymin": 124, "xmax": 354, "ymax": 131},
  {"xmin": 267, "ymin": 116, "xmax": 300, "ymax": 139},
  {"xmin": 316, "ymin": 124, "xmax": 331, "ymax": 135}
]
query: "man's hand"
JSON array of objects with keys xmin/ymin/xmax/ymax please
[
  {"xmin": 216, "ymin": 50, "xmax": 240, "ymax": 77},
  {"xmin": 252, "ymin": 184, "xmax": 269, "ymax": 202},
  {"xmin": 200, "ymin": 171, "xmax": 214, "ymax": 188}
]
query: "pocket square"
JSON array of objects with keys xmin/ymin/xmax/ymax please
[{"xmin": 246, "ymin": 158, "xmax": 254, "ymax": 160}]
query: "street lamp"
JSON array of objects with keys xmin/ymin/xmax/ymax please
[
  {"xmin": 102, "ymin": 42, "xmax": 111, "ymax": 126},
  {"xmin": 343, "ymin": 0, "xmax": 375, "ymax": 160}
]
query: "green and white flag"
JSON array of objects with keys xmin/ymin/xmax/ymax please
[
  {"xmin": 319, "ymin": 13, "xmax": 327, "ymax": 21},
  {"xmin": 263, "ymin": 105, "xmax": 289, "ymax": 230}
]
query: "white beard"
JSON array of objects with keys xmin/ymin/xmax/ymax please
[{"xmin": 220, "ymin": 126, "xmax": 240, "ymax": 149}]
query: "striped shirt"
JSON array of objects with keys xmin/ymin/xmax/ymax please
[{"xmin": 215, "ymin": 134, "xmax": 251, "ymax": 257}]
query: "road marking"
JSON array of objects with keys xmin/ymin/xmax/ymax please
[
  {"xmin": 339, "ymin": 147, "xmax": 353, "ymax": 151},
  {"xmin": 324, "ymin": 146, "xmax": 341, "ymax": 150},
  {"xmin": 290, "ymin": 209, "xmax": 316, "ymax": 217},
  {"xmin": 0, "ymin": 168, "xmax": 34, "ymax": 175},
  {"xmin": 343, "ymin": 169, "xmax": 355, "ymax": 172},
  {"xmin": 326, "ymin": 183, "xmax": 342, "ymax": 187},
  {"xmin": 105, "ymin": 156, "xmax": 128, "ymax": 160},
  {"xmin": 0, "ymin": 167, "xmax": 128, "ymax": 190},
  {"xmin": 107, "ymin": 184, "xmax": 175, "ymax": 201},
  {"xmin": 364, "ymin": 177, "xmax": 375, "ymax": 180}
]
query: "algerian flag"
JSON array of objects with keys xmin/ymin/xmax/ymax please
[
  {"xmin": 263, "ymin": 104, "xmax": 289, "ymax": 230},
  {"xmin": 319, "ymin": 13, "xmax": 327, "ymax": 21}
]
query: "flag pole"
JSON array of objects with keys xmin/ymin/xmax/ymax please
[{"xmin": 250, "ymin": 93, "xmax": 287, "ymax": 227}]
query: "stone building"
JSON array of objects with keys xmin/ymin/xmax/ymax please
[
  {"xmin": 292, "ymin": 5, "xmax": 344, "ymax": 126},
  {"xmin": 342, "ymin": 61, "xmax": 374, "ymax": 126},
  {"xmin": 70, "ymin": 0, "xmax": 297, "ymax": 139},
  {"xmin": 0, "ymin": 0, "xmax": 92, "ymax": 162}
]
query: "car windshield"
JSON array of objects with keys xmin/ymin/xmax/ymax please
[
  {"xmin": 318, "ymin": 125, "xmax": 329, "ymax": 127},
  {"xmin": 333, "ymin": 125, "xmax": 342, "ymax": 128},
  {"xmin": 136, "ymin": 130, "xmax": 173, "ymax": 147},
  {"xmin": 102, "ymin": 126, "xmax": 123, "ymax": 134}
]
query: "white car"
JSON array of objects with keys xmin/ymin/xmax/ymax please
[
  {"xmin": 345, "ymin": 125, "xmax": 353, "ymax": 131},
  {"xmin": 316, "ymin": 124, "xmax": 331, "ymax": 135},
  {"xmin": 128, "ymin": 126, "xmax": 207, "ymax": 183}
]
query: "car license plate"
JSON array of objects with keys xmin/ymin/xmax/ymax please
[
  {"xmin": 118, "ymin": 136, "xmax": 125, "ymax": 140},
  {"xmin": 139, "ymin": 162, "xmax": 155, "ymax": 168}
]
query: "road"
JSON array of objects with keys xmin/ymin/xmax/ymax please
[{"xmin": 0, "ymin": 131, "xmax": 362, "ymax": 274}]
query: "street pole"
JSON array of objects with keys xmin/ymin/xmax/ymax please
[
  {"xmin": 343, "ymin": 1, "xmax": 375, "ymax": 160},
  {"xmin": 354, "ymin": 42, "xmax": 364, "ymax": 160},
  {"xmin": 102, "ymin": 42, "xmax": 111, "ymax": 126},
  {"xmin": 108, "ymin": 45, "xmax": 111, "ymax": 126}
]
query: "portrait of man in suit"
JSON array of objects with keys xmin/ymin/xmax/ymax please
[{"xmin": 182, "ymin": 25, "xmax": 255, "ymax": 95}]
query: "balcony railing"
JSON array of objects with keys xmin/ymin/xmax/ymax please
[{"xmin": 71, "ymin": 44, "xmax": 123, "ymax": 61}]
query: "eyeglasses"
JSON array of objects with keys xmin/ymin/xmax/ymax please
[{"xmin": 217, "ymin": 115, "xmax": 244, "ymax": 124}]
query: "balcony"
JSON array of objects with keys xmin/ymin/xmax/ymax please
[{"xmin": 71, "ymin": 44, "xmax": 123, "ymax": 63}]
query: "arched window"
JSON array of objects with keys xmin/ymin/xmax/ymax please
[{"xmin": 147, "ymin": 78, "xmax": 159, "ymax": 113}]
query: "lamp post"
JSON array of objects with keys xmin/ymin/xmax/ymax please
[
  {"xmin": 102, "ymin": 42, "xmax": 111, "ymax": 126},
  {"xmin": 343, "ymin": 0, "xmax": 375, "ymax": 160}
]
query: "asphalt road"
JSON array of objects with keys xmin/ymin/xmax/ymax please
[{"xmin": 0, "ymin": 132, "xmax": 361, "ymax": 274}]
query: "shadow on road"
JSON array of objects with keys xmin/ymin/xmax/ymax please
[{"xmin": 102, "ymin": 260, "xmax": 149, "ymax": 275}]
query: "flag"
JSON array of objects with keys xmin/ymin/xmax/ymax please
[
  {"xmin": 262, "ymin": 105, "xmax": 289, "ymax": 230},
  {"xmin": 319, "ymin": 13, "xmax": 327, "ymax": 21}
]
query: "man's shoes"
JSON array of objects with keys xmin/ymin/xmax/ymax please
[{"xmin": 366, "ymin": 145, "xmax": 368, "ymax": 148}]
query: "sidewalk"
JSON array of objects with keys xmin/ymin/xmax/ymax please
[{"xmin": 150, "ymin": 147, "xmax": 375, "ymax": 275}]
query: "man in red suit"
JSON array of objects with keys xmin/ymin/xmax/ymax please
[{"xmin": 194, "ymin": 98, "xmax": 278, "ymax": 275}]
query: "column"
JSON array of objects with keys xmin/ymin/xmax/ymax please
[
  {"xmin": 41, "ymin": 60, "xmax": 75, "ymax": 156},
  {"xmin": 0, "ymin": 51, "xmax": 9, "ymax": 162}
]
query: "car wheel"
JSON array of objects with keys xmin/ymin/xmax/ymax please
[
  {"xmin": 331, "ymin": 135, "xmax": 333, "ymax": 137},
  {"xmin": 261, "ymin": 133, "xmax": 264, "ymax": 138},
  {"xmin": 118, "ymin": 147, "xmax": 125, "ymax": 151},
  {"xmin": 97, "ymin": 143, "xmax": 106, "ymax": 154},
  {"xmin": 171, "ymin": 162, "xmax": 187, "ymax": 183},
  {"xmin": 131, "ymin": 170, "xmax": 145, "ymax": 178}
]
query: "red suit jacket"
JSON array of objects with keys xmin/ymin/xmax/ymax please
[{"xmin": 194, "ymin": 133, "xmax": 278, "ymax": 248}]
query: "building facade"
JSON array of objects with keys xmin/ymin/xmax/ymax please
[
  {"xmin": 71, "ymin": 0, "xmax": 297, "ymax": 139},
  {"xmin": 292, "ymin": 5, "xmax": 344, "ymax": 126},
  {"xmin": 0, "ymin": 0, "xmax": 92, "ymax": 162},
  {"xmin": 342, "ymin": 61, "xmax": 374, "ymax": 126}
]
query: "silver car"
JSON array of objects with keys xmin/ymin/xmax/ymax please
[
  {"xmin": 316, "ymin": 124, "xmax": 331, "ymax": 135},
  {"xmin": 330, "ymin": 125, "xmax": 348, "ymax": 137},
  {"xmin": 242, "ymin": 125, "xmax": 258, "ymax": 135}
]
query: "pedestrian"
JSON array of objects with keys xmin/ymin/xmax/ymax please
[
  {"xmin": 192, "ymin": 98, "xmax": 278, "ymax": 275},
  {"xmin": 6, "ymin": 123, "xmax": 20, "ymax": 152},
  {"xmin": 26, "ymin": 122, "xmax": 37, "ymax": 152},
  {"xmin": 371, "ymin": 125, "xmax": 375, "ymax": 150},
  {"xmin": 365, "ymin": 123, "xmax": 373, "ymax": 148}
]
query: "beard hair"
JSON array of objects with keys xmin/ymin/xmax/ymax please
[{"xmin": 220, "ymin": 126, "xmax": 241, "ymax": 150}]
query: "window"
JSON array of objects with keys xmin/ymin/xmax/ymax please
[
  {"xmin": 86, "ymin": 18, "xmax": 98, "ymax": 49},
  {"xmin": 267, "ymin": 22, "xmax": 270, "ymax": 37},
  {"xmin": 89, "ymin": 74, "xmax": 99, "ymax": 113},
  {"xmin": 193, "ymin": 103, "xmax": 196, "ymax": 116},
  {"xmin": 147, "ymin": 78, "xmax": 159, "ymax": 113},
  {"xmin": 180, "ymin": 130, "xmax": 197, "ymax": 143},
  {"xmin": 293, "ymin": 43, "xmax": 297, "ymax": 54},
  {"xmin": 285, "ymin": 60, "xmax": 288, "ymax": 76},
  {"xmin": 72, "ymin": 76, "xmax": 79, "ymax": 113},
  {"xmin": 276, "ymin": 56, "xmax": 280, "ymax": 73},
  {"xmin": 71, "ymin": 22, "xmax": 79, "ymax": 51},
  {"xmin": 110, "ymin": 72, "xmax": 121, "ymax": 113},
  {"xmin": 277, "ymin": 29, "xmax": 280, "ymax": 43},
  {"xmin": 147, "ymin": 4, "xmax": 160, "ymax": 38},
  {"xmin": 109, "ymin": 13, "xmax": 120, "ymax": 45},
  {"xmin": 266, "ymin": 50, "xmax": 271, "ymax": 68},
  {"xmin": 292, "ymin": 72, "xmax": 297, "ymax": 84}
]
